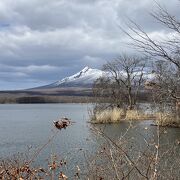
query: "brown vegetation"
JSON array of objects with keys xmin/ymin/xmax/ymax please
[
  {"xmin": 90, "ymin": 108, "xmax": 125, "ymax": 123},
  {"xmin": 92, "ymin": 2, "xmax": 180, "ymax": 127},
  {"xmin": 93, "ymin": 55, "xmax": 146, "ymax": 110},
  {"xmin": 86, "ymin": 125, "xmax": 180, "ymax": 179},
  {"xmin": 0, "ymin": 121, "xmax": 72, "ymax": 180},
  {"xmin": 156, "ymin": 112, "xmax": 180, "ymax": 128},
  {"xmin": 90, "ymin": 107, "xmax": 155, "ymax": 123},
  {"xmin": 125, "ymin": 109, "xmax": 155, "ymax": 121},
  {"xmin": 123, "ymin": 2, "xmax": 180, "ymax": 124},
  {"xmin": 0, "ymin": 120, "xmax": 179, "ymax": 179}
]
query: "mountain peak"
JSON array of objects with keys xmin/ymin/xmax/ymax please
[
  {"xmin": 81, "ymin": 66, "xmax": 90, "ymax": 73},
  {"xmin": 51, "ymin": 66, "xmax": 103, "ymax": 87},
  {"xmin": 34, "ymin": 66, "xmax": 104, "ymax": 89}
]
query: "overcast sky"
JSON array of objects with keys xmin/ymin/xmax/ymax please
[{"xmin": 0, "ymin": 0, "xmax": 179, "ymax": 90}]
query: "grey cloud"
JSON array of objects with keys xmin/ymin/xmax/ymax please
[{"xmin": 0, "ymin": 0, "xmax": 179, "ymax": 89}]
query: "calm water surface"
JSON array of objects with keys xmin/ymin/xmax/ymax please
[
  {"xmin": 0, "ymin": 104, "xmax": 92, "ymax": 156},
  {"xmin": 0, "ymin": 104, "xmax": 179, "ymax": 170}
]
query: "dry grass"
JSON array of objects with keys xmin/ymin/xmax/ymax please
[
  {"xmin": 91, "ymin": 108, "xmax": 125, "ymax": 123},
  {"xmin": 91, "ymin": 108, "xmax": 155, "ymax": 123},
  {"xmin": 125, "ymin": 110, "xmax": 155, "ymax": 121},
  {"xmin": 91, "ymin": 107, "xmax": 180, "ymax": 128},
  {"xmin": 156, "ymin": 112, "xmax": 180, "ymax": 127}
]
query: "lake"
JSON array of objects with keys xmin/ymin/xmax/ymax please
[{"xmin": 0, "ymin": 104, "xmax": 179, "ymax": 178}]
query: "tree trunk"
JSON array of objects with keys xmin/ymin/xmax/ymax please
[
  {"xmin": 176, "ymin": 100, "xmax": 180, "ymax": 122},
  {"xmin": 128, "ymin": 87, "xmax": 133, "ymax": 110}
]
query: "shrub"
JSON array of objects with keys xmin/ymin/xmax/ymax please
[
  {"xmin": 156, "ymin": 112, "xmax": 180, "ymax": 127},
  {"xmin": 91, "ymin": 108, "xmax": 125, "ymax": 123},
  {"xmin": 125, "ymin": 110, "xmax": 155, "ymax": 120},
  {"xmin": 91, "ymin": 108, "xmax": 155, "ymax": 123}
]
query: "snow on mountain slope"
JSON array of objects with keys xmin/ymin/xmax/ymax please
[
  {"xmin": 46, "ymin": 66, "xmax": 105, "ymax": 88},
  {"xmin": 33, "ymin": 66, "xmax": 155, "ymax": 90}
]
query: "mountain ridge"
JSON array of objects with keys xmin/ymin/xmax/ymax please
[
  {"xmin": 30, "ymin": 66, "xmax": 155, "ymax": 90},
  {"xmin": 32, "ymin": 66, "xmax": 104, "ymax": 90}
]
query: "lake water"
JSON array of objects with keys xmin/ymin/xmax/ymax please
[
  {"xmin": 0, "ymin": 104, "xmax": 179, "ymax": 177},
  {"xmin": 0, "ymin": 104, "xmax": 92, "ymax": 156}
]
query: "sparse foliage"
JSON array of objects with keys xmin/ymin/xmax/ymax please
[
  {"xmin": 93, "ymin": 54, "xmax": 146, "ymax": 116},
  {"xmin": 123, "ymin": 2, "xmax": 180, "ymax": 123}
]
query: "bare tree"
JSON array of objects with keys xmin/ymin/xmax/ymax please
[
  {"xmin": 93, "ymin": 55, "xmax": 145, "ymax": 110},
  {"xmin": 122, "ymin": 4, "xmax": 180, "ymax": 70},
  {"xmin": 122, "ymin": 2, "xmax": 180, "ymax": 121}
]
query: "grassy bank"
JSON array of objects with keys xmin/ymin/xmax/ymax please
[
  {"xmin": 155, "ymin": 112, "xmax": 180, "ymax": 128},
  {"xmin": 90, "ymin": 108, "xmax": 125, "ymax": 123},
  {"xmin": 91, "ymin": 108, "xmax": 155, "ymax": 124},
  {"xmin": 90, "ymin": 107, "xmax": 180, "ymax": 128}
]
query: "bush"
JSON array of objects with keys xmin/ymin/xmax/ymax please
[
  {"xmin": 125, "ymin": 110, "xmax": 155, "ymax": 120},
  {"xmin": 91, "ymin": 108, "xmax": 125, "ymax": 123},
  {"xmin": 91, "ymin": 108, "xmax": 155, "ymax": 123},
  {"xmin": 156, "ymin": 112, "xmax": 180, "ymax": 127}
]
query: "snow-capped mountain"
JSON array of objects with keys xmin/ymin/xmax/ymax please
[
  {"xmin": 42, "ymin": 66, "xmax": 104, "ymax": 88},
  {"xmin": 32, "ymin": 66, "xmax": 155, "ymax": 90}
]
